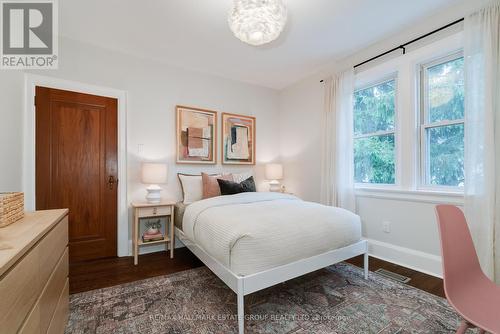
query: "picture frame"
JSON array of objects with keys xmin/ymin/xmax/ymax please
[
  {"xmin": 221, "ymin": 112, "xmax": 256, "ymax": 165},
  {"xmin": 176, "ymin": 105, "xmax": 217, "ymax": 164}
]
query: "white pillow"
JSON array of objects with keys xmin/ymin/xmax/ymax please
[
  {"xmin": 178, "ymin": 173, "xmax": 224, "ymax": 204},
  {"xmin": 233, "ymin": 171, "xmax": 254, "ymax": 183},
  {"xmin": 178, "ymin": 174, "xmax": 203, "ymax": 204}
]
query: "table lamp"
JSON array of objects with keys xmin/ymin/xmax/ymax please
[
  {"xmin": 141, "ymin": 162, "xmax": 168, "ymax": 203},
  {"xmin": 265, "ymin": 163, "xmax": 283, "ymax": 192}
]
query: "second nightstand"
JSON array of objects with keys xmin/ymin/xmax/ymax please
[{"xmin": 131, "ymin": 201, "xmax": 175, "ymax": 265}]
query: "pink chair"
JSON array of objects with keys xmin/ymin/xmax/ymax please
[{"xmin": 435, "ymin": 205, "xmax": 500, "ymax": 334}]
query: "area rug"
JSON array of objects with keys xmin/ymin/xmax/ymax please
[{"xmin": 66, "ymin": 263, "xmax": 463, "ymax": 334}]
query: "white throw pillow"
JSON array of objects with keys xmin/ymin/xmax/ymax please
[
  {"xmin": 233, "ymin": 171, "xmax": 254, "ymax": 183},
  {"xmin": 178, "ymin": 173, "xmax": 225, "ymax": 204},
  {"xmin": 178, "ymin": 174, "xmax": 203, "ymax": 204}
]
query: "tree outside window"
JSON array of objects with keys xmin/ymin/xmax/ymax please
[
  {"xmin": 420, "ymin": 54, "xmax": 464, "ymax": 188},
  {"xmin": 353, "ymin": 78, "xmax": 396, "ymax": 184}
]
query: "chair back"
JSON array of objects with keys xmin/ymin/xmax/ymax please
[{"xmin": 435, "ymin": 205, "xmax": 483, "ymax": 296}]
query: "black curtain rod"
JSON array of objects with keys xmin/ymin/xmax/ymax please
[
  {"xmin": 320, "ymin": 17, "xmax": 464, "ymax": 83},
  {"xmin": 354, "ymin": 17, "xmax": 464, "ymax": 69}
]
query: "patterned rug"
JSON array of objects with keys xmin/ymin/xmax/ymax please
[{"xmin": 66, "ymin": 263, "xmax": 464, "ymax": 334}]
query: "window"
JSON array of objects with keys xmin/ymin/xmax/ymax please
[
  {"xmin": 420, "ymin": 53, "xmax": 464, "ymax": 188},
  {"xmin": 354, "ymin": 78, "xmax": 396, "ymax": 185}
]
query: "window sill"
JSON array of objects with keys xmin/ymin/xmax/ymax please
[{"xmin": 354, "ymin": 187, "xmax": 464, "ymax": 205}]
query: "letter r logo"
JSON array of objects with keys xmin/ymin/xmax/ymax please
[{"xmin": 2, "ymin": 2, "xmax": 53, "ymax": 55}]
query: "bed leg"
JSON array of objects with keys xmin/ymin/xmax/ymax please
[
  {"xmin": 237, "ymin": 292, "xmax": 244, "ymax": 334},
  {"xmin": 364, "ymin": 252, "xmax": 369, "ymax": 280}
]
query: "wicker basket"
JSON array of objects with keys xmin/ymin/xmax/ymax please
[{"xmin": 0, "ymin": 192, "xmax": 24, "ymax": 228}]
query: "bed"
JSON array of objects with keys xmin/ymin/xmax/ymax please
[{"xmin": 175, "ymin": 192, "xmax": 368, "ymax": 334}]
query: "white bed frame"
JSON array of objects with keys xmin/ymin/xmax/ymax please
[{"xmin": 176, "ymin": 228, "xmax": 369, "ymax": 334}]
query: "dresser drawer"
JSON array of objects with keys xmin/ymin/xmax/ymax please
[
  {"xmin": 47, "ymin": 278, "xmax": 69, "ymax": 334},
  {"xmin": 39, "ymin": 247, "xmax": 68, "ymax": 334},
  {"xmin": 0, "ymin": 245, "xmax": 41, "ymax": 333},
  {"xmin": 137, "ymin": 205, "xmax": 171, "ymax": 218},
  {"xmin": 38, "ymin": 216, "xmax": 68, "ymax": 284},
  {"xmin": 19, "ymin": 248, "xmax": 68, "ymax": 334},
  {"xmin": 18, "ymin": 301, "xmax": 41, "ymax": 334}
]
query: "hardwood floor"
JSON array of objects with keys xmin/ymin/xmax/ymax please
[
  {"xmin": 346, "ymin": 255, "xmax": 445, "ymax": 298},
  {"xmin": 70, "ymin": 247, "xmax": 444, "ymax": 298},
  {"xmin": 69, "ymin": 247, "xmax": 203, "ymax": 294}
]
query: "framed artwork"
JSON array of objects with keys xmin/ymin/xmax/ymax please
[
  {"xmin": 176, "ymin": 105, "xmax": 217, "ymax": 164},
  {"xmin": 221, "ymin": 113, "xmax": 256, "ymax": 165}
]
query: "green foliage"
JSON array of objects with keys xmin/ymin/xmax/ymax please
[
  {"xmin": 428, "ymin": 57, "xmax": 464, "ymax": 123},
  {"xmin": 428, "ymin": 124, "xmax": 464, "ymax": 187},
  {"xmin": 354, "ymin": 135, "xmax": 395, "ymax": 184},
  {"xmin": 354, "ymin": 79, "xmax": 396, "ymax": 184},
  {"xmin": 146, "ymin": 219, "xmax": 162, "ymax": 230},
  {"xmin": 426, "ymin": 57, "xmax": 464, "ymax": 186},
  {"xmin": 352, "ymin": 57, "xmax": 464, "ymax": 186},
  {"xmin": 354, "ymin": 80, "xmax": 395, "ymax": 136}
]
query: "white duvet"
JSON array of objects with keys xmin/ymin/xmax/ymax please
[{"xmin": 183, "ymin": 192, "xmax": 362, "ymax": 276}]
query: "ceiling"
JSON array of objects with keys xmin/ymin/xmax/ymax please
[{"xmin": 59, "ymin": 0, "xmax": 462, "ymax": 90}]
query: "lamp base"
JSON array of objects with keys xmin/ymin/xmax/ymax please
[
  {"xmin": 269, "ymin": 180, "xmax": 281, "ymax": 192},
  {"xmin": 145, "ymin": 185, "xmax": 162, "ymax": 204}
]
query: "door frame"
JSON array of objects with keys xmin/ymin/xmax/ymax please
[{"xmin": 24, "ymin": 74, "xmax": 129, "ymax": 257}]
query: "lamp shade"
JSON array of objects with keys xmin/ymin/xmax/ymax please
[
  {"xmin": 141, "ymin": 163, "xmax": 168, "ymax": 184},
  {"xmin": 265, "ymin": 163, "xmax": 283, "ymax": 180}
]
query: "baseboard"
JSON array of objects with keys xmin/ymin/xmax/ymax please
[
  {"xmin": 126, "ymin": 237, "xmax": 185, "ymax": 256},
  {"xmin": 365, "ymin": 238, "xmax": 442, "ymax": 278}
]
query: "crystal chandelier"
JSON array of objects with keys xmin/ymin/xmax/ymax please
[{"xmin": 228, "ymin": 0, "xmax": 287, "ymax": 46}]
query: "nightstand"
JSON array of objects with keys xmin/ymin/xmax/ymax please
[{"xmin": 131, "ymin": 201, "xmax": 175, "ymax": 265}]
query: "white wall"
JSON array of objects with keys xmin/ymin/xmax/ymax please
[
  {"xmin": 0, "ymin": 72, "xmax": 24, "ymax": 192},
  {"xmin": 279, "ymin": 75, "xmax": 324, "ymax": 201},
  {"xmin": 278, "ymin": 0, "xmax": 486, "ymax": 277},
  {"xmin": 0, "ymin": 36, "xmax": 280, "ymax": 255}
]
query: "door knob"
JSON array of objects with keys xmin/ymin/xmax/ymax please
[{"xmin": 108, "ymin": 176, "xmax": 118, "ymax": 190}]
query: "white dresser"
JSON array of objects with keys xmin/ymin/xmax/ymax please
[{"xmin": 0, "ymin": 209, "xmax": 69, "ymax": 334}]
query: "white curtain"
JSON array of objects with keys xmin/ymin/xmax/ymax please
[
  {"xmin": 464, "ymin": 1, "xmax": 500, "ymax": 283},
  {"xmin": 320, "ymin": 69, "xmax": 356, "ymax": 212}
]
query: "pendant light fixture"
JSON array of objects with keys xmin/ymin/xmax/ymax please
[{"xmin": 228, "ymin": 0, "xmax": 287, "ymax": 46}]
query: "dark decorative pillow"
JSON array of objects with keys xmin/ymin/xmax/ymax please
[{"xmin": 217, "ymin": 176, "xmax": 256, "ymax": 195}]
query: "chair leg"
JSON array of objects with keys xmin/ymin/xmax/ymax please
[{"xmin": 456, "ymin": 320, "xmax": 471, "ymax": 334}]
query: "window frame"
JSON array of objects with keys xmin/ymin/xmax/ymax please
[
  {"xmin": 353, "ymin": 74, "xmax": 399, "ymax": 188},
  {"xmin": 418, "ymin": 51, "xmax": 465, "ymax": 192}
]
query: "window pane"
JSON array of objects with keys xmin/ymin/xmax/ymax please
[
  {"xmin": 427, "ymin": 57, "xmax": 464, "ymax": 123},
  {"xmin": 354, "ymin": 134, "xmax": 395, "ymax": 184},
  {"xmin": 427, "ymin": 124, "xmax": 464, "ymax": 187},
  {"xmin": 354, "ymin": 79, "xmax": 395, "ymax": 136}
]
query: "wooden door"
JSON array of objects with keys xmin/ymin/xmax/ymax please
[{"xmin": 35, "ymin": 87, "xmax": 118, "ymax": 262}]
